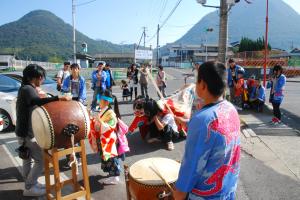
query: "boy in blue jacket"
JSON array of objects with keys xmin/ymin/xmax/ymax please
[
  {"xmin": 91, "ymin": 62, "xmax": 107, "ymax": 110},
  {"xmin": 61, "ymin": 63, "xmax": 87, "ymax": 105},
  {"xmin": 249, "ymin": 79, "xmax": 265, "ymax": 112}
]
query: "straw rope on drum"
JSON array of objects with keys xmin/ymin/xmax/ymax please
[
  {"xmin": 68, "ymin": 134, "xmax": 79, "ymax": 174},
  {"xmin": 40, "ymin": 106, "xmax": 55, "ymax": 149}
]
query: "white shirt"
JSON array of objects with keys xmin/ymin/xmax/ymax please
[
  {"xmin": 71, "ymin": 79, "xmax": 79, "ymax": 98},
  {"xmin": 57, "ymin": 70, "xmax": 70, "ymax": 81},
  {"xmin": 162, "ymin": 113, "xmax": 178, "ymax": 133}
]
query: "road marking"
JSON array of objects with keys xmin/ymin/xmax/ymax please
[{"xmin": 0, "ymin": 133, "xmax": 93, "ymax": 200}]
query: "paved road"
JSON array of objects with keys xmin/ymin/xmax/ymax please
[{"xmin": 0, "ymin": 68, "xmax": 299, "ymax": 200}]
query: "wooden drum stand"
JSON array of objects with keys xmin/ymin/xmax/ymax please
[{"xmin": 43, "ymin": 140, "xmax": 91, "ymax": 200}]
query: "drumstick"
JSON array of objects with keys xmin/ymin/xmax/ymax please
[{"xmin": 149, "ymin": 164, "xmax": 175, "ymax": 193}]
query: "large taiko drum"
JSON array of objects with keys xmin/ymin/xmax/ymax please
[
  {"xmin": 31, "ymin": 101, "xmax": 90, "ymax": 149},
  {"xmin": 128, "ymin": 157, "xmax": 180, "ymax": 200}
]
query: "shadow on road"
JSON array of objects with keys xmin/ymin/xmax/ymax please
[{"xmin": 0, "ymin": 167, "xmax": 23, "ymax": 183}]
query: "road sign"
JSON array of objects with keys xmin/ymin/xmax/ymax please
[{"xmin": 135, "ymin": 50, "xmax": 153, "ymax": 60}]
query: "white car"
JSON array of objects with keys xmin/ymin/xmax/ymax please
[{"xmin": 0, "ymin": 73, "xmax": 58, "ymax": 132}]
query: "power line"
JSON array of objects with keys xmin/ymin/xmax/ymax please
[
  {"xmin": 160, "ymin": 0, "xmax": 183, "ymax": 29},
  {"xmin": 76, "ymin": 0, "xmax": 97, "ymax": 7},
  {"xmin": 136, "ymin": 31, "xmax": 144, "ymax": 50},
  {"xmin": 164, "ymin": 23, "xmax": 197, "ymax": 28},
  {"xmin": 147, "ymin": 0, "xmax": 183, "ymax": 43},
  {"xmin": 158, "ymin": 0, "xmax": 168, "ymax": 21}
]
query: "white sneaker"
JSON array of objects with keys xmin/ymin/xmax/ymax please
[
  {"xmin": 234, "ymin": 106, "xmax": 243, "ymax": 111},
  {"xmin": 23, "ymin": 185, "xmax": 46, "ymax": 196},
  {"xmin": 167, "ymin": 142, "xmax": 174, "ymax": 151},
  {"xmin": 101, "ymin": 176, "xmax": 120, "ymax": 185}
]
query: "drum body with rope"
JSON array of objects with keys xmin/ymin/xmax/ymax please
[
  {"xmin": 127, "ymin": 157, "xmax": 180, "ymax": 200},
  {"xmin": 31, "ymin": 101, "xmax": 90, "ymax": 149}
]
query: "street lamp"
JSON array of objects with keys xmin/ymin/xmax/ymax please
[{"xmin": 196, "ymin": 0, "xmax": 240, "ymax": 63}]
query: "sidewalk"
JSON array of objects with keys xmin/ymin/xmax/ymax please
[{"xmin": 239, "ymin": 104, "xmax": 300, "ymax": 180}]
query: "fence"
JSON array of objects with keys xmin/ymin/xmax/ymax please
[{"xmin": 12, "ymin": 60, "xmax": 62, "ymax": 71}]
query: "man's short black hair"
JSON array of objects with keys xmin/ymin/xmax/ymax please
[
  {"xmin": 64, "ymin": 61, "xmax": 70, "ymax": 65},
  {"xmin": 273, "ymin": 65, "xmax": 283, "ymax": 72},
  {"xmin": 158, "ymin": 65, "xmax": 163, "ymax": 70},
  {"xmin": 197, "ymin": 61, "xmax": 227, "ymax": 97},
  {"xmin": 70, "ymin": 63, "xmax": 80, "ymax": 69},
  {"xmin": 228, "ymin": 58, "xmax": 235, "ymax": 63}
]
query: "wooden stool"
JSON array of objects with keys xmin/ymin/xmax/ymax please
[{"xmin": 44, "ymin": 140, "xmax": 91, "ymax": 200}]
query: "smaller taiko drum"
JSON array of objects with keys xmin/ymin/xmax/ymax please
[
  {"xmin": 128, "ymin": 157, "xmax": 180, "ymax": 200},
  {"xmin": 31, "ymin": 101, "xmax": 90, "ymax": 149}
]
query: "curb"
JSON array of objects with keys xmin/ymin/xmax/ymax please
[{"xmin": 240, "ymin": 118, "xmax": 258, "ymax": 138}]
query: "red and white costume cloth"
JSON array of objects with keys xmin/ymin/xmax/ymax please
[{"xmin": 88, "ymin": 107, "xmax": 118, "ymax": 161}]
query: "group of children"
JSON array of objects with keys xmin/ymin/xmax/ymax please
[
  {"xmin": 230, "ymin": 62, "xmax": 287, "ymax": 125},
  {"xmin": 232, "ymin": 71, "xmax": 266, "ymax": 112}
]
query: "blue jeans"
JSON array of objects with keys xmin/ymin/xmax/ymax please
[
  {"xmin": 91, "ymin": 86, "xmax": 103, "ymax": 109},
  {"xmin": 140, "ymin": 83, "xmax": 148, "ymax": 97}
]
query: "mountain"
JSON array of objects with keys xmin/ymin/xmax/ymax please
[
  {"xmin": 172, "ymin": 0, "xmax": 300, "ymax": 51},
  {"xmin": 0, "ymin": 10, "xmax": 134, "ymax": 61}
]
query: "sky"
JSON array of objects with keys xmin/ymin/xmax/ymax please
[{"xmin": 1, "ymin": 0, "xmax": 300, "ymax": 48}]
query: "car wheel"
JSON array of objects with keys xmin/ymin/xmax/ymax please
[{"xmin": 0, "ymin": 109, "xmax": 13, "ymax": 132}]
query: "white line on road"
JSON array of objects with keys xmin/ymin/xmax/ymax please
[{"xmin": 0, "ymin": 134, "xmax": 93, "ymax": 200}]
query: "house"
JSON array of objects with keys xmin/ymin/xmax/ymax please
[
  {"xmin": 0, "ymin": 54, "xmax": 15, "ymax": 70},
  {"xmin": 93, "ymin": 53, "xmax": 135, "ymax": 68}
]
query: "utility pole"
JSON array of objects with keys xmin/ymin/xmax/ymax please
[
  {"xmin": 134, "ymin": 43, "xmax": 136, "ymax": 64},
  {"xmin": 217, "ymin": 0, "xmax": 228, "ymax": 63},
  {"xmin": 180, "ymin": 44, "xmax": 183, "ymax": 67},
  {"xmin": 143, "ymin": 27, "xmax": 146, "ymax": 48},
  {"xmin": 72, "ymin": 0, "xmax": 76, "ymax": 63},
  {"xmin": 263, "ymin": 0, "xmax": 269, "ymax": 87},
  {"xmin": 156, "ymin": 24, "xmax": 160, "ymax": 67}
]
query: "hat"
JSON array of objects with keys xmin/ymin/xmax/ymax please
[{"xmin": 98, "ymin": 89, "xmax": 114, "ymax": 103}]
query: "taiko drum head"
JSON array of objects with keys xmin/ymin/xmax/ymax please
[
  {"xmin": 31, "ymin": 101, "xmax": 90, "ymax": 149},
  {"xmin": 129, "ymin": 157, "xmax": 180, "ymax": 185}
]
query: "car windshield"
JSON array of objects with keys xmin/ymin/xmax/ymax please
[
  {"xmin": 2, "ymin": 73, "xmax": 56, "ymax": 85},
  {"xmin": 0, "ymin": 74, "xmax": 21, "ymax": 92}
]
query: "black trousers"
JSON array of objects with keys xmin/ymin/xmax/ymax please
[
  {"xmin": 251, "ymin": 99, "xmax": 264, "ymax": 112},
  {"xmin": 130, "ymin": 86, "xmax": 137, "ymax": 100},
  {"xmin": 148, "ymin": 122, "xmax": 179, "ymax": 143},
  {"xmin": 272, "ymin": 102, "xmax": 281, "ymax": 120}
]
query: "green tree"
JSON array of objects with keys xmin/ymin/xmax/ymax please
[{"xmin": 238, "ymin": 37, "xmax": 271, "ymax": 52}]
